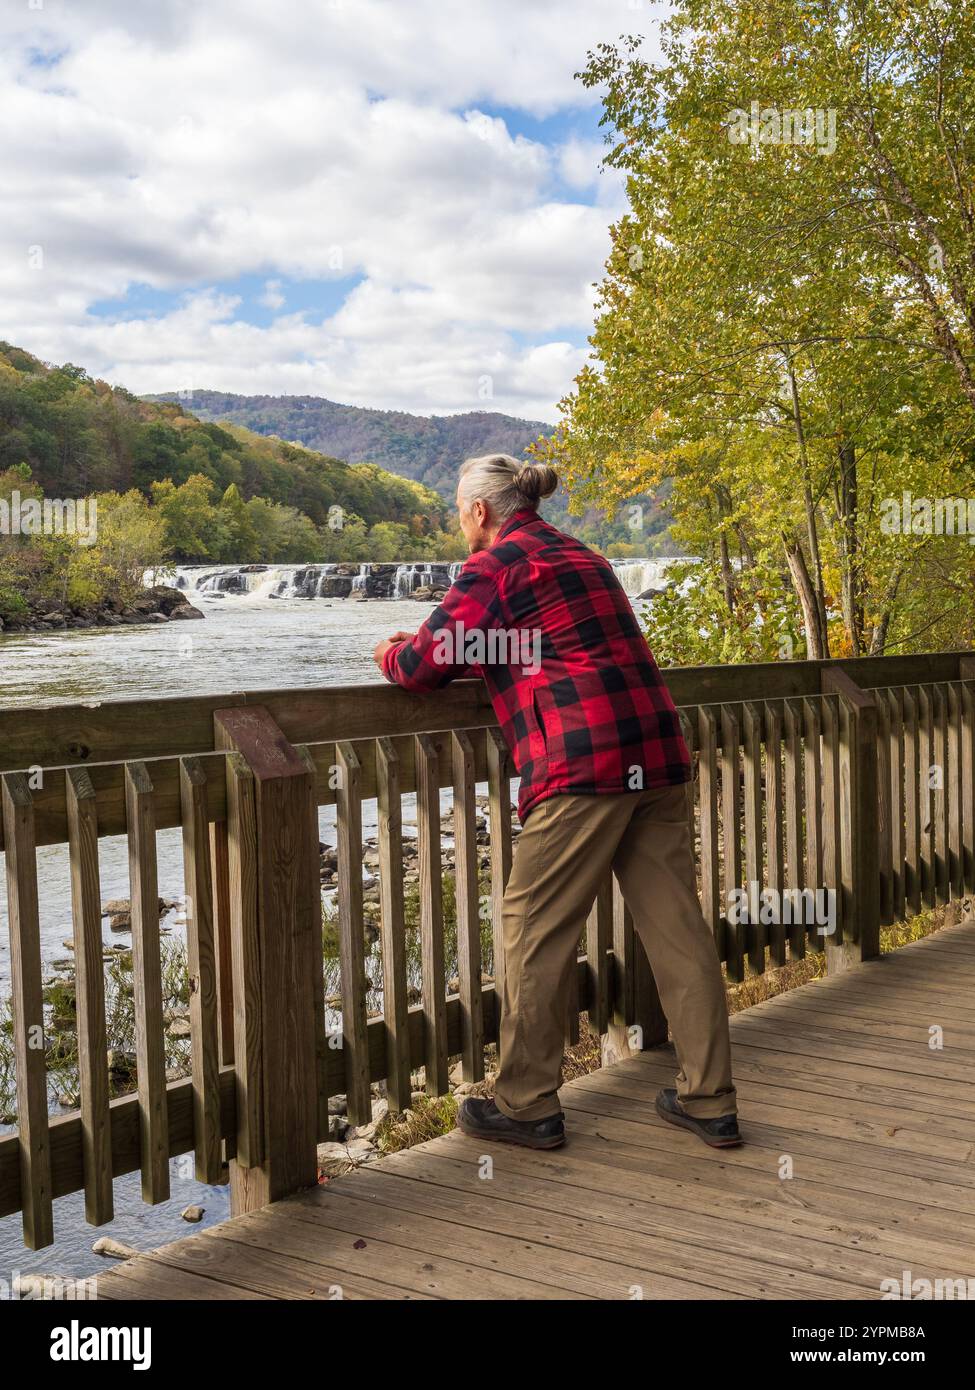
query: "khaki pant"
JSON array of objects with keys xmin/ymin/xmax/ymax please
[{"xmin": 493, "ymin": 784, "xmax": 737, "ymax": 1122}]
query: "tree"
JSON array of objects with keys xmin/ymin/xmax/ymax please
[{"xmin": 551, "ymin": 0, "xmax": 975, "ymax": 659}]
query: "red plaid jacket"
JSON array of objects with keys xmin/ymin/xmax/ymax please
[{"xmin": 381, "ymin": 509, "xmax": 691, "ymax": 821}]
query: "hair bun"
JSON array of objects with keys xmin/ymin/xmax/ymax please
[{"xmin": 515, "ymin": 461, "xmax": 559, "ymax": 503}]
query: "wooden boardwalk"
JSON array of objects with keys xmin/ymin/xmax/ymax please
[{"xmin": 95, "ymin": 921, "xmax": 975, "ymax": 1301}]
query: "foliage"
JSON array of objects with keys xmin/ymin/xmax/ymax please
[{"xmin": 552, "ymin": 0, "xmax": 975, "ymax": 659}]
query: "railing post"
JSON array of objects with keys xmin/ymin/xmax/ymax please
[
  {"xmin": 213, "ymin": 706, "xmax": 322, "ymax": 1214},
  {"xmin": 821, "ymin": 668, "xmax": 880, "ymax": 972}
]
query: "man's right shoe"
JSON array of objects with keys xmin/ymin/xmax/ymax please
[
  {"xmin": 456, "ymin": 1097, "xmax": 566, "ymax": 1149},
  {"xmin": 655, "ymin": 1088, "xmax": 742, "ymax": 1148}
]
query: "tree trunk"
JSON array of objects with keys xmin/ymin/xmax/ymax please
[
  {"xmin": 835, "ymin": 438, "xmax": 864, "ymax": 655},
  {"xmin": 783, "ymin": 533, "xmax": 828, "ymax": 659}
]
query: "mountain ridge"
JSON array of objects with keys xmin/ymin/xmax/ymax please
[{"xmin": 146, "ymin": 390, "xmax": 554, "ymax": 500}]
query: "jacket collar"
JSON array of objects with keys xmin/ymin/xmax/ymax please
[{"xmin": 493, "ymin": 508, "xmax": 541, "ymax": 545}]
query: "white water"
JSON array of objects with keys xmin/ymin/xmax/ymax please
[{"xmin": 153, "ymin": 556, "xmax": 678, "ymax": 602}]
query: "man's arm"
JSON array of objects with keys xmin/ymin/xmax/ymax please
[{"xmin": 374, "ymin": 561, "xmax": 499, "ymax": 691}]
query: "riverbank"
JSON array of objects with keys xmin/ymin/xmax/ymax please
[{"xmin": 0, "ymin": 583, "xmax": 204, "ymax": 633}]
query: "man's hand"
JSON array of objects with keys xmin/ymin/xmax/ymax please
[{"xmin": 373, "ymin": 631, "xmax": 417, "ymax": 671}]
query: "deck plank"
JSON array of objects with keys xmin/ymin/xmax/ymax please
[{"xmin": 95, "ymin": 921, "xmax": 975, "ymax": 1301}]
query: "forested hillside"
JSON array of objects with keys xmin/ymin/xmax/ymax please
[
  {"xmin": 147, "ymin": 390, "xmax": 552, "ymax": 497},
  {"xmin": 0, "ymin": 345, "xmax": 447, "ymax": 537},
  {"xmin": 146, "ymin": 388, "xmax": 676, "ymax": 553},
  {"xmin": 0, "ymin": 344, "xmax": 464, "ymax": 627}
]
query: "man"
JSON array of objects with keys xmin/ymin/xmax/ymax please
[{"xmin": 374, "ymin": 453, "xmax": 739, "ymax": 1150}]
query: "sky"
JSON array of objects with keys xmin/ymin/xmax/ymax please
[{"xmin": 1, "ymin": 0, "xmax": 665, "ymax": 423}]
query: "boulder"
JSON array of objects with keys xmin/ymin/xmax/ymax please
[{"xmin": 92, "ymin": 1236, "xmax": 140, "ymax": 1260}]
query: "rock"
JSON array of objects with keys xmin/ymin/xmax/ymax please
[
  {"xmin": 93, "ymin": 1236, "xmax": 140, "ymax": 1260},
  {"xmin": 171, "ymin": 604, "xmax": 205, "ymax": 620},
  {"xmin": 316, "ymin": 1136, "xmax": 377, "ymax": 1176},
  {"xmin": 181, "ymin": 1205, "xmax": 205, "ymax": 1223},
  {"xmin": 350, "ymin": 1099, "xmax": 388, "ymax": 1143},
  {"xmin": 328, "ymin": 1094, "xmax": 347, "ymax": 1115},
  {"xmin": 168, "ymin": 1017, "xmax": 192, "ymax": 1037},
  {"xmin": 103, "ymin": 896, "xmax": 175, "ymax": 922},
  {"xmin": 316, "ymin": 1142, "xmax": 354, "ymax": 1176}
]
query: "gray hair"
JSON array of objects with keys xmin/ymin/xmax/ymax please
[{"xmin": 457, "ymin": 453, "xmax": 559, "ymax": 520}]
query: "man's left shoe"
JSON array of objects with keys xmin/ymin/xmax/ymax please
[
  {"xmin": 456, "ymin": 1097, "xmax": 566, "ymax": 1149},
  {"xmin": 655, "ymin": 1088, "xmax": 742, "ymax": 1148}
]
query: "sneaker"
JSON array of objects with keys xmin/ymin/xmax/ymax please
[
  {"xmin": 655, "ymin": 1088, "xmax": 742, "ymax": 1148},
  {"xmin": 456, "ymin": 1097, "xmax": 566, "ymax": 1150}
]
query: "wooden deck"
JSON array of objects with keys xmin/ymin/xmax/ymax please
[{"xmin": 95, "ymin": 921, "xmax": 975, "ymax": 1301}]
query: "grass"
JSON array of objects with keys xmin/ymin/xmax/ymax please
[{"xmin": 0, "ymin": 939, "xmax": 193, "ymax": 1124}]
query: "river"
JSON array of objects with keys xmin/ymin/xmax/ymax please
[{"xmin": 0, "ymin": 556, "xmax": 676, "ymax": 1283}]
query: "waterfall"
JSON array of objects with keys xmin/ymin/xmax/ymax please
[
  {"xmin": 609, "ymin": 558, "xmax": 680, "ymax": 596},
  {"xmin": 156, "ymin": 557, "xmax": 687, "ymax": 601}
]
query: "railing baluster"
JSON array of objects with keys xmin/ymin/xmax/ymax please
[
  {"xmin": 697, "ymin": 706, "xmax": 723, "ymax": 958},
  {"xmin": 875, "ymin": 692, "xmax": 893, "ymax": 927},
  {"xmin": 720, "ymin": 703, "xmax": 744, "ymax": 982},
  {"xmin": 764, "ymin": 701, "xmax": 786, "ymax": 967},
  {"xmin": 679, "ymin": 709, "xmax": 697, "ymax": 852},
  {"xmin": 485, "ymin": 728, "xmax": 512, "ymax": 1033},
  {"xmin": 451, "ymin": 731, "xmax": 484, "ymax": 1083},
  {"xmin": 376, "ymin": 737, "xmax": 411, "ymax": 1113},
  {"xmin": 933, "ymin": 684, "xmax": 950, "ymax": 904},
  {"xmin": 821, "ymin": 693, "xmax": 844, "ymax": 945},
  {"xmin": 124, "ymin": 761, "xmax": 170, "ymax": 1204},
  {"xmin": 66, "ymin": 767, "xmax": 113, "ymax": 1223},
  {"xmin": 586, "ymin": 877, "xmax": 612, "ymax": 1035},
  {"xmin": 947, "ymin": 685, "xmax": 964, "ymax": 901},
  {"xmin": 962, "ymin": 681, "xmax": 975, "ymax": 895},
  {"xmin": 335, "ymin": 740, "xmax": 372, "ymax": 1126},
  {"xmin": 223, "ymin": 751, "xmax": 261, "ymax": 1167},
  {"xmin": 903, "ymin": 686, "xmax": 922, "ymax": 914},
  {"xmin": 742, "ymin": 702, "xmax": 765, "ymax": 974},
  {"xmin": 415, "ymin": 733, "xmax": 448, "ymax": 1095},
  {"xmin": 887, "ymin": 688, "xmax": 906, "ymax": 921},
  {"xmin": 1, "ymin": 772, "xmax": 54, "ymax": 1249},
  {"xmin": 918, "ymin": 686, "xmax": 936, "ymax": 907},
  {"xmin": 802, "ymin": 698, "xmax": 823, "ymax": 941},
  {"xmin": 294, "ymin": 743, "xmax": 329, "ymax": 1146},
  {"xmin": 208, "ymin": 817, "xmax": 234, "ymax": 1068},
  {"xmin": 783, "ymin": 698, "xmax": 806, "ymax": 959},
  {"xmin": 178, "ymin": 757, "xmax": 222, "ymax": 1184}
]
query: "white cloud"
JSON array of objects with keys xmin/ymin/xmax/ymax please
[{"xmin": 1, "ymin": 1, "xmax": 661, "ymax": 419}]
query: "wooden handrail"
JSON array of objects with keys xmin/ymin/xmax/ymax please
[{"xmin": 3, "ymin": 648, "xmax": 975, "ymax": 1247}]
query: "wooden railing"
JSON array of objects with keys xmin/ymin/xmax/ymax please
[{"xmin": 1, "ymin": 650, "xmax": 973, "ymax": 1249}]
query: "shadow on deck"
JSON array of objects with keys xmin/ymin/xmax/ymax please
[{"xmin": 95, "ymin": 922, "xmax": 975, "ymax": 1301}]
